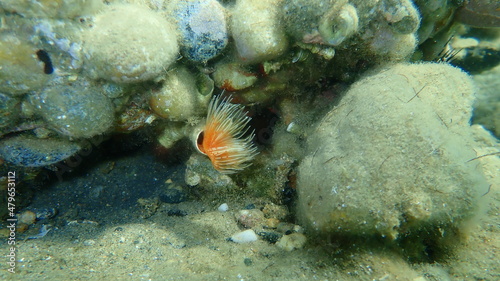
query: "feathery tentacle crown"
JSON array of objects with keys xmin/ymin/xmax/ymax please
[{"xmin": 195, "ymin": 95, "xmax": 258, "ymax": 174}]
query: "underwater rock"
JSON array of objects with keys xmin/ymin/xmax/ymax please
[
  {"xmin": 455, "ymin": 0, "xmax": 500, "ymax": 28},
  {"xmin": 297, "ymin": 63, "xmax": 489, "ymax": 240},
  {"xmin": 32, "ymin": 208, "xmax": 58, "ymax": 220},
  {"xmin": 281, "ymin": 0, "xmax": 419, "ymax": 64},
  {"xmin": 472, "ymin": 65, "xmax": 500, "ymax": 138},
  {"xmin": 212, "ymin": 59, "xmax": 258, "ymax": 91},
  {"xmin": 361, "ymin": 0, "xmax": 420, "ymax": 62},
  {"xmin": 185, "ymin": 153, "xmax": 237, "ymax": 189},
  {"xmin": 17, "ymin": 210, "xmax": 37, "ymax": 225},
  {"xmin": 0, "ymin": 93, "xmax": 21, "ymax": 129},
  {"xmin": 236, "ymin": 209, "xmax": 266, "ymax": 229},
  {"xmin": 30, "ymin": 82, "xmax": 114, "ymax": 139},
  {"xmin": 282, "ymin": 0, "xmax": 340, "ymax": 44},
  {"xmin": 231, "ymin": 0, "xmax": 289, "ymax": 63},
  {"xmin": 0, "ymin": 33, "xmax": 51, "ymax": 95},
  {"xmin": 276, "ymin": 233, "xmax": 307, "ymax": 251},
  {"xmin": 174, "ymin": 0, "xmax": 228, "ymax": 62},
  {"xmin": 282, "ymin": 0, "xmax": 358, "ymax": 46},
  {"xmin": 412, "ymin": 0, "xmax": 455, "ymax": 43},
  {"xmin": 0, "ymin": 134, "xmax": 81, "ymax": 167},
  {"xmin": 380, "ymin": 0, "xmax": 420, "ymax": 35},
  {"xmin": 157, "ymin": 122, "xmax": 191, "ymax": 149},
  {"xmin": 83, "ymin": 4, "xmax": 179, "ymax": 83},
  {"xmin": 149, "ymin": 66, "xmax": 212, "ymax": 121},
  {"xmin": 218, "ymin": 203, "xmax": 229, "ymax": 212},
  {"xmin": 366, "ymin": 27, "xmax": 417, "ymax": 61},
  {"xmin": 0, "ymin": 0, "xmax": 104, "ymax": 18}
]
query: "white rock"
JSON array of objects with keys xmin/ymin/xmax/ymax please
[
  {"xmin": 218, "ymin": 203, "xmax": 229, "ymax": 212},
  {"xmin": 230, "ymin": 229, "xmax": 258, "ymax": 243}
]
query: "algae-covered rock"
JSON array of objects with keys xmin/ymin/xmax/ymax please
[
  {"xmin": 30, "ymin": 82, "xmax": 114, "ymax": 139},
  {"xmin": 0, "ymin": 0, "xmax": 104, "ymax": 18},
  {"xmin": 149, "ymin": 66, "xmax": 211, "ymax": 121},
  {"xmin": 0, "ymin": 33, "xmax": 51, "ymax": 95},
  {"xmin": 0, "ymin": 135, "xmax": 81, "ymax": 167},
  {"xmin": 173, "ymin": 0, "xmax": 228, "ymax": 62},
  {"xmin": 297, "ymin": 63, "xmax": 489, "ymax": 239},
  {"xmin": 231, "ymin": 0, "xmax": 289, "ymax": 63},
  {"xmin": 83, "ymin": 4, "xmax": 179, "ymax": 83},
  {"xmin": 0, "ymin": 93, "xmax": 21, "ymax": 129}
]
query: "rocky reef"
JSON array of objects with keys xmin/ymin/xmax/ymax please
[{"xmin": 0, "ymin": 0, "xmax": 499, "ymax": 261}]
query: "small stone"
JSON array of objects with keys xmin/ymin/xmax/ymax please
[
  {"xmin": 258, "ymin": 231, "xmax": 282, "ymax": 244},
  {"xmin": 229, "ymin": 229, "xmax": 258, "ymax": 243},
  {"xmin": 0, "ymin": 135, "xmax": 81, "ymax": 167},
  {"xmin": 33, "ymin": 208, "xmax": 58, "ymax": 220},
  {"xmin": 83, "ymin": 4, "xmax": 178, "ymax": 83},
  {"xmin": 174, "ymin": 0, "xmax": 228, "ymax": 62},
  {"xmin": 83, "ymin": 239, "xmax": 96, "ymax": 246},
  {"xmin": 262, "ymin": 203, "xmax": 288, "ymax": 220},
  {"xmin": 243, "ymin": 258, "xmax": 253, "ymax": 266},
  {"xmin": 30, "ymin": 82, "xmax": 114, "ymax": 138},
  {"xmin": 244, "ymin": 204, "xmax": 256, "ymax": 210},
  {"xmin": 16, "ymin": 223, "xmax": 29, "ymax": 233},
  {"xmin": 17, "ymin": 210, "xmax": 37, "ymax": 225},
  {"xmin": 231, "ymin": 0, "xmax": 288, "ymax": 63},
  {"xmin": 276, "ymin": 233, "xmax": 307, "ymax": 251},
  {"xmin": 0, "ymin": 93, "xmax": 20, "ymax": 129},
  {"xmin": 265, "ymin": 218, "xmax": 280, "ymax": 229},
  {"xmin": 236, "ymin": 209, "xmax": 265, "ymax": 229},
  {"xmin": 276, "ymin": 222, "xmax": 296, "ymax": 234},
  {"xmin": 137, "ymin": 197, "xmax": 160, "ymax": 219},
  {"xmin": 218, "ymin": 203, "xmax": 229, "ymax": 212}
]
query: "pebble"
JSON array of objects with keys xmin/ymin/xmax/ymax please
[
  {"xmin": 30, "ymin": 82, "xmax": 114, "ymax": 138},
  {"xmin": 229, "ymin": 229, "xmax": 258, "ymax": 243},
  {"xmin": 276, "ymin": 222, "xmax": 296, "ymax": 234},
  {"xmin": 17, "ymin": 210, "xmax": 37, "ymax": 225},
  {"xmin": 258, "ymin": 231, "xmax": 282, "ymax": 244},
  {"xmin": 0, "ymin": 31, "xmax": 51, "ymax": 94},
  {"xmin": 276, "ymin": 233, "xmax": 307, "ymax": 251},
  {"xmin": 243, "ymin": 258, "xmax": 253, "ymax": 266},
  {"xmin": 265, "ymin": 218, "xmax": 280, "ymax": 229},
  {"xmin": 33, "ymin": 208, "xmax": 58, "ymax": 220},
  {"xmin": 83, "ymin": 239, "xmax": 96, "ymax": 246},
  {"xmin": 83, "ymin": 4, "xmax": 179, "ymax": 83},
  {"xmin": 16, "ymin": 223, "xmax": 29, "ymax": 233},
  {"xmin": 262, "ymin": 203, "xmax": 288, "ymax": 220},
  {"xmin": 217, "ymin": 203, "xmax": 229, "ymax": 212},
  {"xmin": 174, "ymin": 0, "xmax": 228, "ymax": 62},
  {"xmin": 0, "ymin": 93, "xmax": 20, "ymax": 129},
  {"xmin": 236, "ymin": 209, "xmax": 265, "ymax": 229},
  {"xmin": 0, "ymin": 135, "xmax": 81, "ymax": 167},
  {"xmin": 231, "ymin": 0, "xmax": 288, "ymax": 63}
]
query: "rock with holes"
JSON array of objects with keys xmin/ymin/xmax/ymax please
[{"xmin": 297, "ymin": 63, "xmax": 489, "ymax": 240}]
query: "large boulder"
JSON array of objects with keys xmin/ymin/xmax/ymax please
[{"xmin": 297, "ymin": 63, "xmax": 489, "ymax": 240}]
